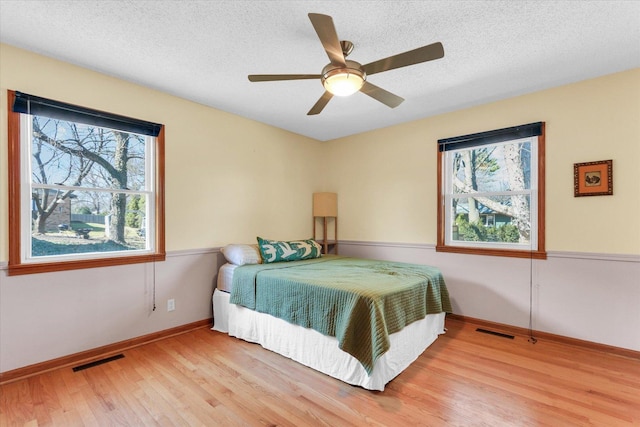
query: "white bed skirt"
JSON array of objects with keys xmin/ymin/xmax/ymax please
[{"xmin": 212, "ymin": 289, "xmax": 446, "ymax": 391}]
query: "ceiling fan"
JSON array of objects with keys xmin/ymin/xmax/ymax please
[{"xmin": 248, "ymin": 13, "xmax": 444, "ymax": 115}]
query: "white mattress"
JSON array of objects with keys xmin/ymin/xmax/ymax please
[
  {"xmin": 212, "ymin": 288, "xmax": 445, "ymax": 391},
  {"xmin": 216, "ymin": 263, "xmax": 237, "ymax": 293}
]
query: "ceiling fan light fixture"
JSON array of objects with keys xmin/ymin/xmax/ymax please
[
  {"xmin": 322, "ymin": 67, "xmax": 366, "ymax": 97},
  {"xmin": 249, "ymin": 14, "xmax": 444, "ymax": 115}
]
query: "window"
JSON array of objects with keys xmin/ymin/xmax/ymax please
[
  {"xmin": 7, "ymin": 90, "xmax": 165, "ymax": 275},
  {"xmin": 437, "ymin": 122, "xmax": 546, "ymax": 259}
]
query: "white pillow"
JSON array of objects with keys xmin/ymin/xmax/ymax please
[{"xmin": 221, "ymin": 244, "xmax": 262, "ymax": 265}]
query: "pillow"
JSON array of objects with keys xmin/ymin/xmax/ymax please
[
  {"xmin": 257, "ymin": 237, "xmax": 322, "ymax": 264},
  {"xmin": 221, "ymin": 244, "xmax": 262, "ymax": 265}
]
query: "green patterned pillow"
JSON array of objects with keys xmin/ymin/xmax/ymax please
[{"xmin": 257, "ymin": 237, "xmax": 322, "ymax": 263}]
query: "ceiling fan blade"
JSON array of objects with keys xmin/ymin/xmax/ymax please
[
  {"xmin": 308, "ymin": 13, "xmax": 346, "ymax": 66},
  {"xmin": 307, "ymin": 91, "xmax": 333, "ymax": 115},
  {"xmin": 362, "ymin": 42, "xmax": 444, "ymax": 76},
  {"xmin": 360, "ymin": 81, "xmax": 404, "ymax": 108},
  {"xmin": 248, "ymin": 74, "xmax": 320, "ymax": 82}
]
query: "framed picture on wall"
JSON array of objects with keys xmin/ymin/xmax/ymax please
[{"xmin": 574, "ymin": 159, "xmax": 613, "ymax": 197}]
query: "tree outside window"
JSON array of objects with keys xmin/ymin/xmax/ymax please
[{"xmin": 29, "ymin": 116, "xmax": 149, "ymax": 256}]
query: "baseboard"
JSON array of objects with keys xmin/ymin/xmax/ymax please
[
  {"xmin": 0, "ymin": 318, "xmax": 213, "ymax": 385},
  {"xmin": 447, "ymin": 314, "xmax": 640, "ymax": 360}
]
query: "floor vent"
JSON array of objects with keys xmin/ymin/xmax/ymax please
[
  {"xmin": 72, "ymin": 354, "xmax": 125, "ymax": 372},
  {"xmin": 476, "ymin": 328, "xmax": 515, "ymax": 339}
]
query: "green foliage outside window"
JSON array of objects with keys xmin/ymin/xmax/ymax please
[
  {"xmin": 125, "ymin": 195, "xmax": 145, "ymax": 228},
  {"xmin": 76, "ymin": 206, "xmax": 92, "ymax": 215},
  {"xmin": 455, "ymin": 215, "xmax": 519, "ymax": 243}
]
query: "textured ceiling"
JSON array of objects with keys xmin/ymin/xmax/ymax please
[{"xmin": 1, "ymin": 1, "xmax": 639, "ymax": 141}]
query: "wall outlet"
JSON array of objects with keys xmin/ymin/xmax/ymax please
[{"xmin": 167, "ymin": 298, "xmax": 175, "ymax": 312}]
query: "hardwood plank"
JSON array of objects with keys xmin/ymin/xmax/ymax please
[
  {"xmin": 175, "ymin": 334, "xmax": 328, "ymax": 425},
  {"xmin": 1, "ymin": 317, "xmax": 638, "ymax": 426},
  {"xmin": 0, "ymin": 379, "xmax": 35, "ymax": 426}
]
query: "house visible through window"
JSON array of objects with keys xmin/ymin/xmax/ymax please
[
  {"xmin": 7, "ymin": 90, "xmax": 165, "ymax": 275},
  {"xmin": 436, "ymin": 122, "xmax": 546, "ymax": 259}
]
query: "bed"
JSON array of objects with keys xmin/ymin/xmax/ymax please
[{"xmin": 212, "ymin": 241, "xmax": 451, "ymax": 391}]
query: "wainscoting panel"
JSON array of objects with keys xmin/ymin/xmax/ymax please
[
  {"xmin": 0, "ymin": 249, "xmax": 225, "ymax": 374},
  {"xmin": 2, "ymin": 243, "xmax": 637, "ymax": 374}
]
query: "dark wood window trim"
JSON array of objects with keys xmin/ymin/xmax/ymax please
[
  {"xmin": 436, "ymin": 123, "xmax": 546, "ymax": 260},
  {"xmin": 6, "ymin": 90, "xmax": 166, "ymax": 275}
]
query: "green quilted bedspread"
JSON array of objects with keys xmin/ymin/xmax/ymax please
[{"xmin": 229, "ymin": 255, "xmax": 452, "ymax": 374}]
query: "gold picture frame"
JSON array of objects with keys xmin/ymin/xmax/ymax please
[{"xmin": 574, "ymin": 160, "xmax": 613, "ymax": 197}]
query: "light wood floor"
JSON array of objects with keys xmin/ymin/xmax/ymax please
[{"xmin": 1, "ymin": 317, "xmax": 638, "ymax": 426}]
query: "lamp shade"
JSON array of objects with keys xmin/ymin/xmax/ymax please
[{"xmin": 313, "ymin": 192, "xmax": 337, "ymax": 217}]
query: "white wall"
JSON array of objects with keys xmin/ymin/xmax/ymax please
[
  {"xmin": 323, "ymin": 69, "xmax": 640, "ymax": 255},
  {"xmin": 321, "ymin": 69, "xmax": 640, "ymax": 352},
  {"xmin": 0, "ymin": 43, "xmax": 325, "ymax": 259},
  {"xmin": 0, "ymin": 44, "xmax": 325, "ymax": 374},
  {"xmin": 0, "ymin": 45, "xmax": 638, "ymax": 375}
]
